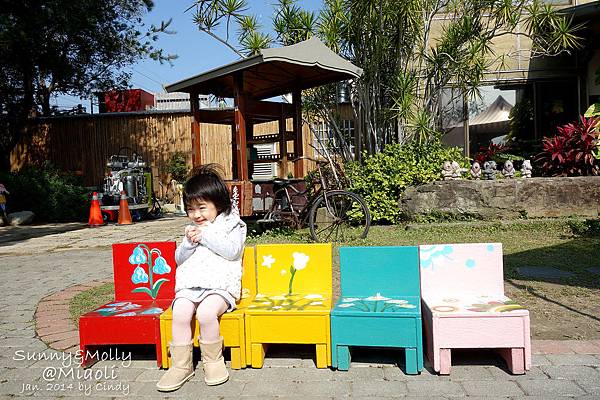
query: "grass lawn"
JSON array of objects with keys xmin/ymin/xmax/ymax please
[{"xmin": 71, "ymin": 218, "xmax": 600, "ymax": 339}]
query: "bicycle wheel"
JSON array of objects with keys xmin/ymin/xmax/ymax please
[{"xmin": 308, "ymin": 190, "xmax": 371, "ymax": 242}]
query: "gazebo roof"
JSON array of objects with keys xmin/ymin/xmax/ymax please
[{"xmin": 165, "ymin": 37, "xmax": 363, "ymax": 99}]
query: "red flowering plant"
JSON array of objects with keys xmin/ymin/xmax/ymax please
[
  {"xmin": 536, "ymin": 116, "xmax": 600, "ymax": 176},
  {"xmin": 474, "ymin": 143, "xmax": 510, "ymax": 165}
]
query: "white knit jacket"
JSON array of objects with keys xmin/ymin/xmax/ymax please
[{"xmin": 174, "ymin": 210, "xmax": 247, "ymax": 300}]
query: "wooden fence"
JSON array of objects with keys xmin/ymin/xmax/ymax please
[{"xmin": 10, "ymin": 111, "xmax": 314, "ymax": 195}]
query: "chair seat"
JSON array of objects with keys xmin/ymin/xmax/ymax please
[
  {"xmin": 423, "ymin": 294, "xmax": 528, "ymax": 317},
  {"xmin": 333, "ymin": 294, "xmax": 421, "ymax": 316},
  {"xmin": 87, "ymin": 300, "xmax": 170, "ymax": 317},
  {"xmin": 80, "ymin": 300, "xmax": 170, "ymax": 346},
  {"xmin": 245, "ymin": 293, "xmax": 331, "ymax": 315}
]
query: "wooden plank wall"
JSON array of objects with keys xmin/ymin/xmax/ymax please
[{"xmin": 9, "ymin": 112, "xmax": 315, "ymax": 193}]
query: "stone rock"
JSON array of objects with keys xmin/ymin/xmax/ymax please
[
  {"xmin": 399, "ymin": 176, "xmax": 600, "ymax": 220},
  {"xmin": 8, "ymin": 211, "xmax": 35, "ymax": 226}
]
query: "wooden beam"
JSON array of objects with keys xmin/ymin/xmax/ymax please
[
  {"xmin": 292, "ymin": 89, "xmax": 303, "ymax": 178},
  {"xmin": 246, "ymin": 99, "xmax": 294, "ymax": 119},
  {"xmin": 190, "ymin": 92, "xmax": 202, "ymax": 167},
  {"xmin": 198, "ymin": 109, "xmax": 234, "ymax": 124},
  {"xmin": 234, "ymin": 72, "xmax": 248, "ymax": 181}
]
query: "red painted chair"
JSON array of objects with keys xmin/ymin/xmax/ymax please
[{"xmin": 79, "ymin": 242, "xmax": 176, "ymax": 367}]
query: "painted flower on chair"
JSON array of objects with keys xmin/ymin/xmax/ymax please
[
  {"xmin": 288, "ymin": 252, "xmax": 310, "ymax": 295},
  {"xmin": 337, "ymin": 294, "xmax": 416, "ymax": 312},
  {"xmin": 467, "ymin": 300, "xmax": 525, "ymax": 313},
  {"xmin": 128, "ymin": 246, "xmax": 147, "ymax": 264},
  {"xmin": 261, "ymin": 255, "xmax": 276, "ymax": 269},
  {"xmin": 152, "ymin": 255, "xmax": 171, "ymax": 274},
  {"xmin": 420, "ymin": 245, "xmax": 453, "ymax": 270},
  {"xmin": 131, "ymin": 266, "xmax": 149, "ymax": 284},
  {"xmin": 128, "ymin": 244, "xmax": 171, "ymax": 299}
]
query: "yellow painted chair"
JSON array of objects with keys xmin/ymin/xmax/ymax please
[
  {"xmin": 159, "ymin": 246, "xmax": 256, "ymax": 369},
  {"xmin": 245, "ymin": 243, "xmax": 332, "ymax": 368}
]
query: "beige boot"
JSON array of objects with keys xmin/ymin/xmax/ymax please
[
  {"xmin": 156, "ymin": 342, "xmax": 194, "ymax": 392},
  {"xmin": 199, "ymin": 336, "xmax": 229, "ymax": 385}
]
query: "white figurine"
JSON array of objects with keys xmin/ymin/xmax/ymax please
[
  {"xmin": 502, "ymin": 160, "xmax": 515, "ymax": 178},
  {"xmin": 483, "ymin": 161, "xmax": 497, "ymax": 180},
  {"xmin": 441, "ymin": 161, "xmax": 453, "ymax": 181},
  {"xmin": 451, "ymin": 161, "xmax": 466, "ymax": 180},
  {"xmin": 521, "ymin": 159, "xmax": 532, "ymax": 178},
  {"xmin": 470, "ymin": 162, "xmax": 482, "ymax": 180}
]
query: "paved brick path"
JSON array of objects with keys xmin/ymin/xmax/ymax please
[{"xmin": 0, "ymin": 217, "xmax": 599, "ymax": 399}]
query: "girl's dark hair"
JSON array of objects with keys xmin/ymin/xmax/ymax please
[{"xmin": 183, "ymin": 164, "xmax": 231, "ymax": 215}]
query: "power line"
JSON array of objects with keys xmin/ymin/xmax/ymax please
[{"xmin": 133, "ymin": 67, "xmax": 168, "ymax": 87}]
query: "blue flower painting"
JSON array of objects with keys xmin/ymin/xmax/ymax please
[
  {"xmin": 128, "ymin": 244, "xmax": 171, "ymax": 299},
  {"xmin": 131, "ymin": 266, "xmax": 149, "ymax": 284},
  {"xmin": 420, "ymin": 245, "xmax": 454, "ymax": 270},
  {"xmin": 128, "ymin": 246, "xmax": 147, "ymax": 264},
  {"xmin": 152, "ymin": 256, "xmax": 171, "ymax": 274}
]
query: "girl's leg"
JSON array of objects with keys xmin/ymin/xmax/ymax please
[
  {"xmin": 195, "ymin": 295, "xmax": 228, "ymax": 341},
  {"xmin": 157, "ymin": 298, "xmax": 196, "ymax": 392},
  {"xmin": 171, "ymin": 298, "xmax": 197, "ymax": 344}
]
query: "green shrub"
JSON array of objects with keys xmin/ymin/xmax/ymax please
[
  {"xmin": 0, "ymin": 164, "xmax": 91, "ymax": 222},
  {"xmin": 568, "ymin": 218, "xmax": 600, "ymax": 237},
  {"xmin": 346, "ymin": 140, "xmax": 467, "ymax": 224},
  {"xmin": 165, "ymin": 152, "xmax": 189, "ymax": 183}
]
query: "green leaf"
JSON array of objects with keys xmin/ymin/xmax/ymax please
[{"xmin": 131, "ymin": 287, "xmax": 153, "ymax": 297}]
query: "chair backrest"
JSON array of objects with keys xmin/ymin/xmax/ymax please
[
  {"xmin": 419, "ymin": 243, "xmax": 504, "ymax": 299},
  {"xmin": 340, "ymin": 246, "xmax": 420, "ymax": 298},
  {"xmin": 255, "ymin": 243, "xmax": 332, "ymax": 297},
  {"xmin": 112, "ymin": 241, "xmax": 177, "ymax": 301},
  {"xmin": 239, "ymin": 246, "xmax": 256, "ymax": 301}
]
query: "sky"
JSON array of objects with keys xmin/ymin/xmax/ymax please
[
  {"xmin": 53, "ymin": 0, "xmax": 513, "ymax": 113},
  {"xmin": 54, "ymin": 0, "xmax": 324, "ymax": 112}
]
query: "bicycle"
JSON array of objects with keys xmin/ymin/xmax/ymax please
[{"xmin": 258, "ymin": 156, "xmax": 371, "ymax": 242}]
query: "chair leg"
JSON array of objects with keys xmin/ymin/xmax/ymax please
[
  {"xmin": 315, "ymin": 344, "xmax": 328, "ymax": 369},
  {"xmin": 439, "ymin": 348, "xmax": 451, "ymax": 375},
  {"xmin": 230, "ymin": 346, "xmax": 243, "ymax": 370},
  {"xmin": 405, "ymin": 348, "xmax": 418, "ymax": 375},
  {"xmin": 498, "ymin": 348, "xmax": 525, "ymax": 375},
  {"xmin": 155, "ymin": 341, "xmax": 163, "ymax": 368},
  {"xmin": 336, "ymin": 345, "xmax": 351, "ymax": 371},
  {"xmin": 251, "ymin": 343, "xmax": 267, "ymax": 368}
]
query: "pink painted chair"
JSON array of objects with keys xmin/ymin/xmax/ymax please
[{"xmin": 419, "ymin": 243, "xmax": 531, "ymax": 375}]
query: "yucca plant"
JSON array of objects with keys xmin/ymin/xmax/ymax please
[{"xmin": 536, "ymin": 116, "xmax": 600, "ymax": 176}]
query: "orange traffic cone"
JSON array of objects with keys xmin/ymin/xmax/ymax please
[
  {"xmin": 117, "ymin": 191, "xmax": 133, "ymax": 225},
  {"xmin": 88, "ymin": 192, "xmax": 104, "ymax": 227}
]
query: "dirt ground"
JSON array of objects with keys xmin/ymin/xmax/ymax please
[{"xmin": 505, "ymin": 280, "xmax": 600, "ymax": 340}]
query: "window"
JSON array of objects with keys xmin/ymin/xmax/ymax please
[
  {"xmin": 312, "ymin": 120, "xmax": 355, "ymax": 159},
  {"xmin": 251, "ymin": 143, "xmax": 277, "ymax": 180}
]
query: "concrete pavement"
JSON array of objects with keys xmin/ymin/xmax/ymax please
[{"xmin": 0, "ymin": 216, "xmax": 599, "ymax": 399}]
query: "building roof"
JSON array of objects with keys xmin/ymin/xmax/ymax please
[
  {"xmin": 469, "ymin": 95, "xmax": 513, "ymax": 127},
  {"xmin": 165, "ymin": 37, "xmax": 363, "ymax": 99}
]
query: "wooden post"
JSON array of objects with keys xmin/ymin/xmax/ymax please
[
  {"xmin": 292, "ymin": 89, "xmax": 303, "ymax": 178},
  {"xmin": 231, "ymin": 122, "xmax": 238, "ymax": 180},
  {"xmin": 190, "ymin": 92, "xmax": 202, "ymax": 167},
  {"xmin": 234, "ymin": 73, "xmax": 248, "ymax": 180},
  {"xmin": 279, "ymin": 103, "xmax": 288, "ymax": 177},
  {"xmin": 246, "ymin": 119, "xmax": 254, "ymax": 179},
  {"xmin": 462, "ymin": 95, "xmax": 470, "ymax": 158}
]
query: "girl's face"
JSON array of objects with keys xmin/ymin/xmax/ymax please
[{"xmin": 186, "ymin": 199, "xmax": 218, "ymax": 226}]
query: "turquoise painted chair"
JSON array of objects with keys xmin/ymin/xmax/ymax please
[{"xmin": 330, "ymin": 246, "xmax": 423, "ymax": 374}]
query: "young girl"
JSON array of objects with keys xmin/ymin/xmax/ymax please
[{"xmin": 157, "ymin": 164, "xmax": 246, "ymax": 391}]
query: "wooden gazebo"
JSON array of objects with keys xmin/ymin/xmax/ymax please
[{"xmin": 165, "ymin": 37, "xmax": 362, "ymax": 215}]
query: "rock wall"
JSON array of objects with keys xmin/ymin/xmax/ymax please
[{"xmin": 399, "ymin": 177, "xmax": 600, "ymax": 219}]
